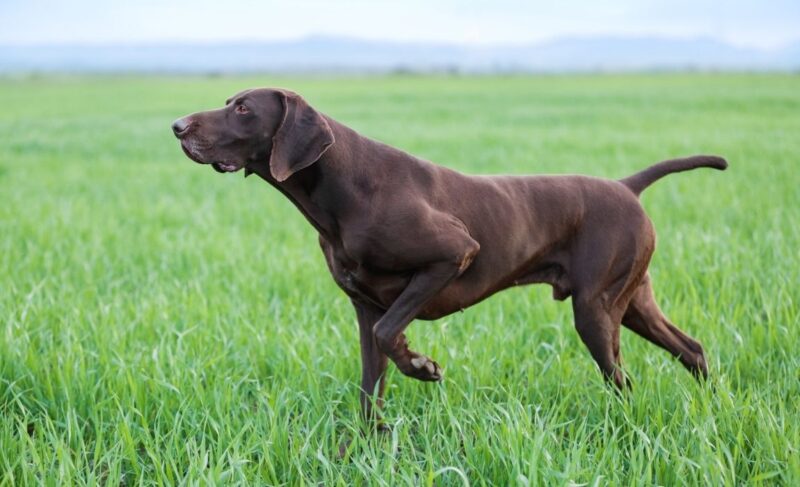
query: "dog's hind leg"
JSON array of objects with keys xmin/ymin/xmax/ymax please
[
  {"xmin": 622, "ymin": 274, "xmax": 708, "ymax": 379},
  {"xmin": 573, "ymin": 295, "xmax": 629, "ymax": 389}
]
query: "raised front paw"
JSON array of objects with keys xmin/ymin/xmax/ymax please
[{"xmin": 400, "ymin": 353, "xmax": 443, "ymax": 382}]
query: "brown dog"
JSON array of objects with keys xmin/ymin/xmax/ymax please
[{"xmin": 172, "ymin": 88, "xmax": 726, "ymax": 424}]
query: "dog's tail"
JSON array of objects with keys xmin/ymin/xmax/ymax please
[{"xmin": 620, "ymin": 155, "xmax": 728, "ymax": 196}]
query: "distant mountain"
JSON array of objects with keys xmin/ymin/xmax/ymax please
[{"xmin": 1, "ymin": 35, "xmax": 798, "ymax": 73}]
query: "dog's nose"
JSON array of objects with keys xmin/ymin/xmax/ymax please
[{"xmin": 171, "ymin": 117, "xmax": 192, "ymax": 138}]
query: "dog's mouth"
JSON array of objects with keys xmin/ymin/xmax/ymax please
[
  {"xmin": 181, "ymin": 142, "xmax": 242, "ymax": 173},
  {"xmin": 211, "ymin": 162, "xmax": 241, "ymax": 173}
]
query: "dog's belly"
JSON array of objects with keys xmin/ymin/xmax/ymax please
[
  {"xmin": 418, "ymin": 254, "xmax": 572, "ymax": 320},
  {"xmin": 320, "ymin": 235, "xmax": 572, "ymax": 320}
]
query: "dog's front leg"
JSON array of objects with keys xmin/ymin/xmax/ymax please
[
  {"xmin": 352, "ymin": 299, "xmax": 389, "ymax": 428},
  {"xmin": 373, "ymin": 238, "xmax": 479, "ymax": 382}
]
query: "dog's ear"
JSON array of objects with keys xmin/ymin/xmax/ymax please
[{"xmin": 269, "ymin": 91, "xmax": 335, "ymax": 182}]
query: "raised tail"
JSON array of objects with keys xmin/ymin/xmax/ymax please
[{"xmin": 620, "ymin": 155, "xmax": 728, "ymax": 196}]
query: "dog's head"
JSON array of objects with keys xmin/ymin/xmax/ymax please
[{"xmin": 172, "ymin": 88, "xmax": 335, "ymax": 181}]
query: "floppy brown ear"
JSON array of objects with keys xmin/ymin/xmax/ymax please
[{"xmin": 269, "ymin": 91, "xmax": 335, "ymax": 182}]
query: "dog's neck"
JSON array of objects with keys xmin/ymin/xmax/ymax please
[
  {"xmin": 246, "ymin": 165, "xmax": 335, "ymax": 241},
  {"xmin": 247, "ymin": 117, "xmax": 358, "ymax": 243},
  {"xmin": 248, "ymin": 116, "xmax": 414, "ymax": 246}
]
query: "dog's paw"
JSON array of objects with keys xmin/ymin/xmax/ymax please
[{"xmin": 401, "ymin": 353, "xmax": 443, "ymax": 382}]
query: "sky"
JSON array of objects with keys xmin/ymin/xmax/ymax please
[{"xmin": 1, "ymin": 0, "xmax": 798, "ymax": 49}]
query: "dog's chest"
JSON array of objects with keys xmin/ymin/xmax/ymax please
[{"xmin": 320, "ymin": 238, "xmax": 410, "ymax": 310}]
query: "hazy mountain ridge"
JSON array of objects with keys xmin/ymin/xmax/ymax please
[{"xmin": 1, "ymin": 35, "xmax": 798, "ymax": 73}]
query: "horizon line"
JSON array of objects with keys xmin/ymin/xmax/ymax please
[{"xmin": 1, "ymin": 33, "xmax": 798, "ymax": 52}]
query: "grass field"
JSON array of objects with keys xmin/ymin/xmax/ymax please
[{"xmin": 1, "ymin": 74, "xmax": 798, "ymax": 485}]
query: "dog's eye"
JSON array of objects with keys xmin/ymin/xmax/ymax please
[{"xmin": 235, "ymin": 104, "xmax": 249, "ymax": 115}]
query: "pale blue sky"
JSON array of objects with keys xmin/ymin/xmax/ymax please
[{"xmin": 1, "ymin": 0, "xmax": 798, "ymax": 49}]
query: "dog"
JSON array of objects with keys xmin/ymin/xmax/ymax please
[{"xmin": 172, "ymin": 88, "xmax": 726, "ymax": 424}]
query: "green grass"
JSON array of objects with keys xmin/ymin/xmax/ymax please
[{"xmin": 1, "ymin": 73, "xmax": 798, "ymax": 485}]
